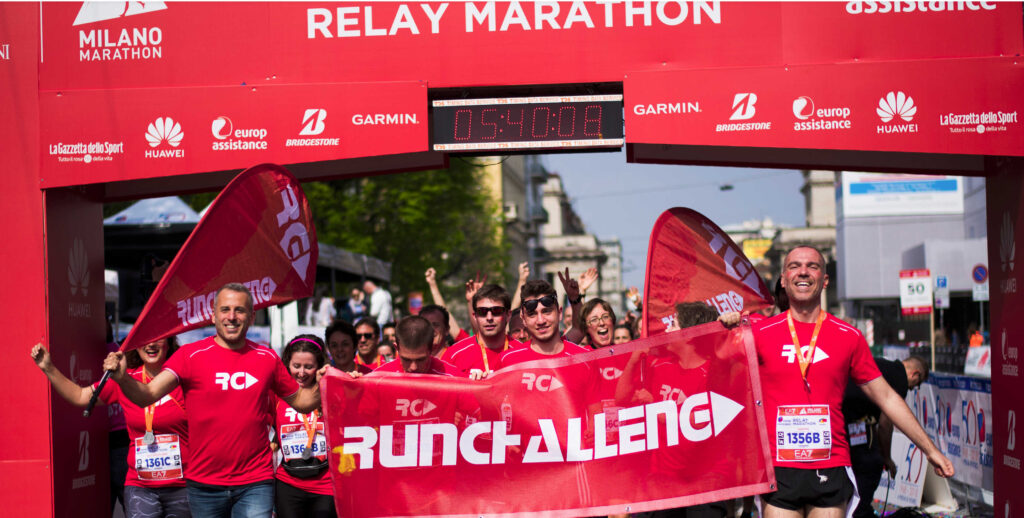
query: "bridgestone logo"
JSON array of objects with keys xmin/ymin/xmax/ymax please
[
  {"xmin": 285, "ymin": 138, "xmax": 340, "ymax": 147},
  {"xmin": 716, "ymin": 122, "xmax": 771, "ymax": 132}
]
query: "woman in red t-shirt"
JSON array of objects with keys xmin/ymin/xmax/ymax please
[
  {"xmin": 273, "ymin": 335, "xmax": 334, "ymax": 518},
  {"xmin": 31, "ymin": 338, "xmax": 190, "ymax": 518}
]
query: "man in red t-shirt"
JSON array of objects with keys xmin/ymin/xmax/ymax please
[
  {"xmin": 754, "ymin": 246, "xmax": 953, "ymax": 518},
  {"xmin": 361, "ymin": 316, "xmax": 476, "ymax": 514},
  {"xmin": 105, "ymin": 283, "xmax": 323, "ymax": 518},
  {"xmin": 443, "ymin": 284, "xmax": 524, "ymax": 379}
]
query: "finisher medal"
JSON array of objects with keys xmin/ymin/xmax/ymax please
[
  {"xmin": 143, "ymin": 431, "xmax": 156, "ymax": 445},
  {"xmin": 301, "ymin": 446, "xmax": 313, "ymax": 460}
]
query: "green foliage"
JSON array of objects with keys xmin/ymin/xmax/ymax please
[{"xmin": 305, "ymin": 161, "xmax": 510, "ymax": 305}]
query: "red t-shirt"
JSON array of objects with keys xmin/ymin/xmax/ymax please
[
  {"xmin": 442, "ymin": 335, "xmax": 525, "ymax": 376},
  {"xmin": 163, "ymin": 337, "xmax": 299, "ymax": 486},
  {"xmin": 273, "ymin": 398, "xmax": 332, "ymax": 495},
  {"xmin": 498, "ymin": 340, "xmax": 590, "ymax": 367},
  {"xmin": 98, "ymin": 367, "xmax": 188, "ymax": 488},
  {"xmin": 354, "ymin": 354, "xmax": 386, "ymax": 370},
  {"xmin": 753, "ymin": 312, "xmax": 881, "ymax": 469},
  {"xmin": 372, "ymin": 356, "xmax": 462, "ymax": 376},
  {"xmin": 454, "ymin": 328, "xmax": 471, "ymax": 343}
]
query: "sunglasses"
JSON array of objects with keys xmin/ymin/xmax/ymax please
[
  {"xmin": 522, "ymin": 294, "xmax": 557, "ymax": 314},
  {"xmin": 357, "ymin": 333, "xmax": 376, "ymax": 340},
  {"xmin": 474, "ymin": 306, "xmax": 507, "ymax": 317}
]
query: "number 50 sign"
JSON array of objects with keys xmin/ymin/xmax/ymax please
[{"xmin": 899, "ymin": 269, "xmax": 933, "ymax": 315}]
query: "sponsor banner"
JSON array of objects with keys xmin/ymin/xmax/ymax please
[
  {"xmin": 39, "ymin": 2, "xmax": 1021, "ymax": 90},
  {"xmin": 643, "ymin": 208, "xmax": 773, "ymax": 337},
  {"xmin": 986, "ymin": 170, "xmax": 1024, "ymax": 518},
  {"xmin": 119, "ymin": 164, "xmax": 318, "ymax": 351},
  {"xmin": 322, "ymin": 322, "xmax": 773, "ymax": 517},
  {"xmin": 625, "ymin": 57, "xmax": 1024, "ymax": 157},
  {"xmin": 43, "ymin": 187, "xmax": 110, "ymax": 518},
  {"xmin": 39, "ymin": 82, "xmax": 427, "ymax": 188},
  {"xmin": 840, "ymin": 172, "xmax": 964, "ymax": 218},
  {"xmin": 906, "ymin": 373, "xmax": 993, "ymax": 492},
  {"xmin": 875, "ymin": 430, "xmax": 926, "ymax": 508}
]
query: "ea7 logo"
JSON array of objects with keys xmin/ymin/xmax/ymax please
[
  {"xmin": 780, "ymin": 345, "xmax": 829, "ymax": 364},
  {"xmin": 521, "ymin": 372, "xmax": 564, "ymax": 391},
  {"xmin": 395, "ymin": 399, "xmax": 437, "ymax": 417},
  {"xmin": 214, "ymin": 372, "xmax": 258, "ymax": 390}
]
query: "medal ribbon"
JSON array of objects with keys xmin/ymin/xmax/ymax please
[
  {"xmin": 355, "ymin": 354, "xmax": 384, "ymax": 369},
  {"xmin": 476, "ymin": 335, "xmax": 509, "ymax": 372},
  {"xmin": 786, "ymin": 310, "xmax": 826, "ymax": 391},
  {"xmin": 301, "ymin": 410, "xmax": 320, "ymax": 452},
  {"xmin": 142, "ymin": 370, "xmax": 156, "ymax": 437}
]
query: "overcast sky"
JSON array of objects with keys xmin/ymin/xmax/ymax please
[{"xmin": 540, "ymin": 150, "xmax": 807, "ymax": 290}]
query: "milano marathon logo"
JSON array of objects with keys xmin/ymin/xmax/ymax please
[{"xmin": 73, "ymin": 2, "xmax": 167, "ymax": 26}]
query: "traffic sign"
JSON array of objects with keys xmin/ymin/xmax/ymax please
[
  {"xmin": 972, "ymin": 264, "xmax": 988, "ymax": 284},
  {"xmin": 934, "ymin": 275, "xmax": 950, "ymax": 309},
  {"xmin": 899, "ymin": 269, "xmax": 932, "ymax": 315}
]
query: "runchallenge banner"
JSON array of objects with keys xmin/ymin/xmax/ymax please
[
  {"xmin": 643, "ymin": 208, "xmax": 773, "ymax": 337},
  {"xmin": 321, "ymin": 322, "xmax": 774, "ymax": 517},
  {"xmin": 120, "ymin": 163, "xmax": 318, "ymax": 351}
]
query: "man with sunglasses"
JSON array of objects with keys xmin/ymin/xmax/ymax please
[
  {"xmin": 353, "ymin": 317, "xmax": 385, "ymax": 370},
  {"xmin": 443, "ymin": 284, "xmax": 524, "ymax": 378},
  {"xmin": 501, "ymin": 280, "xmax": 590, "ymax": 366}
]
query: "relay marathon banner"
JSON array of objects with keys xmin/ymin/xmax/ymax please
[
  {"xmin": 119, "ymin": 163, "xmax": 318, "ymax": 351},
  {"xmin": 643, "ymin": 208, "xmax": 773, "ymax": 337},
  {"xmin": 321, "ymin": 322, "xmax": 774, "ymax": 517}
]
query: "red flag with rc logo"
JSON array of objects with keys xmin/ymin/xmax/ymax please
[
  {"xmin": 643, "ymin": 208, "xmax": 773, "ymax": 337},
  {"xmin": 119, "ymin": 163, "xmax": 318, "ymax": 351}
]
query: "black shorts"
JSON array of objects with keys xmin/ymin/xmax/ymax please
[{"xmin": 762, "ymin": 466, "xmax": 854, "ymax": 511}]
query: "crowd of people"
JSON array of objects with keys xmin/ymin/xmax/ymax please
[{"xmin": 31, "ymin": 246, "xmax": 954, "ymax": 518}]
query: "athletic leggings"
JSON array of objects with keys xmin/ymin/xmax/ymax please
[
  {"xmin": 123, "ymin": 485, "xmax": 191, "ymax": 518},
  {"xmin": 274, "ymin": 479, "xmax": 335, "ymax": 518}
]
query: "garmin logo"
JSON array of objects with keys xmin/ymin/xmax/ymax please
[
  {"xmin": 352, "ymin": 113, "xmax": 419, "ymax": 125},
  {"xmin": 633, "ymin": 102, "xmax": 701, "ymax": 116}
]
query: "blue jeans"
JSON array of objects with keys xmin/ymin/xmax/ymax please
[{"xmin": 186, "ymin": 480, "xmax": 274, "ymax": 518}]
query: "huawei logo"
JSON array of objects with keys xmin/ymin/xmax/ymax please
[
  {"xmin": 146, "ymin": 117, "xmax": 184, "ymax": 148},
  {"xmin": 68, "ymin": 238, "xmax": 90, "ymax": 296},
  {"xmin": 877, "ymin": 91, "xmax": 916, "ymax": 123},
  {"xmin": 73, "ymin": 1, "xmax": 167, "ymax": 26},
  {"xmin": 1001, "ymin": 211, "xmax": 1015, "ymax": 272}
]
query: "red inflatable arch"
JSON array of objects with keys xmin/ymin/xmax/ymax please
[{"xmin": 2, "ymin": 2, "xmax": 1022, "ymax": 516}]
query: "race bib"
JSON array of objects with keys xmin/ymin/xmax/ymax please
[
  {"xmin": 134, "ymin": 434, "xmax": 183, "ymax": 481},
  {"xmin": 776, "ymin": 405, "xmax": 831, "ymax": 462},
  {"xmin": 280, "ymin": 422, "xmax": 327, "ymax": 461},
  {"xmin": 602, "ymin": 399, "xmax": 623, "ymax": 437},
  {"xmin": 847, "ymin": 420, "xmax": 868, "ymax": 447}
]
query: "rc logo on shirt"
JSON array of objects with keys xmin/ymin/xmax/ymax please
[
  {"xmin": 284, "ymin": 407, "xmax": 306, "ymax": 422},
  {"xmin": 395, "ymin": 399, "xmax": 437, "ymax": 417},
  {"xmin": 780, "ymin": 344, "xmax": 830, "ymax": 364},
  {"xmin": 601, "ymin": 367, "xmax": 623, "ymax": 380},
  {"xmin": 522, "ymin": 372, "xmax": 564, "ymax": 391},
  {"xmin": 214, "ymin": 372, "xmax": 258, "ymax": 390}
]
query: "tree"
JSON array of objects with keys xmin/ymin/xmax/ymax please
[{"xmin": 297, "ymin": 160, "xmax": 511, "ymax": 308}]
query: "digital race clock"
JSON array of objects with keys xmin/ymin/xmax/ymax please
[{"xmin": 431, "ymin": 95, "xmax": 624, "ymax": 151}]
